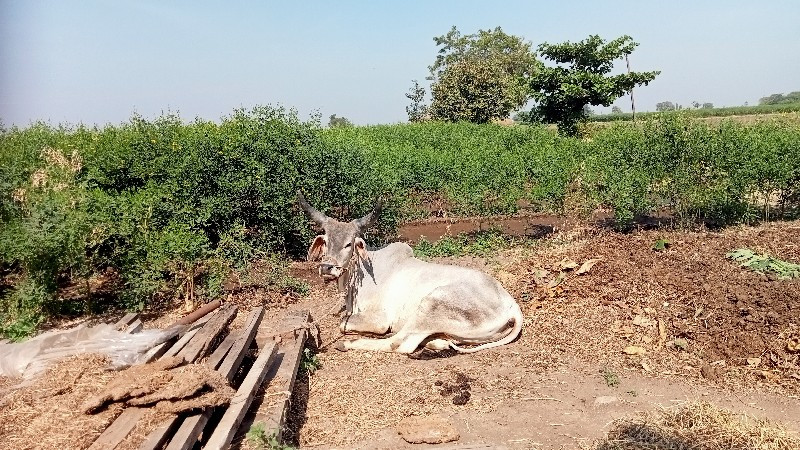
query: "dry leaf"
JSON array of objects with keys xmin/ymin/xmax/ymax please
[
  {"xmin": 787, "ymin": 337, "xmax": 800, "ymax": 352},
  {"xmin": 746, "ymin": 357, "xmax": 761, "ymax": 367},
  {"xmin": 632, "ymin": 315, "xmax": 652, "ymax": 327},
  {"xmin": 546, "ymin": 272, "xmax": 566, "ymax": 289},
  {"xmin": 531, "ymin": 269, "xmax": 549, "ymax": 285},
  {"xmin": 760, "ymin": 370, "xmax": 780, "ymax": 381},
  {"xmin": 658, "ymin": 320, "xmax": 668, "ymax": 345},
  {"xmin": 575, "ymin": 258, "xmax": 601, "ymax": 275},
  {"xmin": 559, "ymin": 259, "xmax": 579, "ymax": 271},
  {"xmin": 623, "ymin": 346, "xmax": 647, "ymax": 355},
  {"xmin": 641, "ymin": 361, "xmax": 652, "ymax": 372}
]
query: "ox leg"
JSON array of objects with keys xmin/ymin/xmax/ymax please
[
  {"xmin": 339, "ymin": 331, "xmax": 429, "ymax": 354},
  {"xmin": 340, "ymin": 312, "xmax": 390, "ymax": 335}
]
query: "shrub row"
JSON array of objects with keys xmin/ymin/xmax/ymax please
[{"xmin": 2, "ymin": 109, "xmax": 799, "ymax": 336}]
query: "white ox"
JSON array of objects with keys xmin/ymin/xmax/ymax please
[{"xmin": 298, "ymin": 192, "xmax": 523, "ymax": 353}]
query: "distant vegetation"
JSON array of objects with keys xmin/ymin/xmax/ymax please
[
  {"xmin": 410, "ymin": 27, "xmax": 659, "ymax": 135},
  {"xmin": 593, "ymin": 102, "xmax": 800, "ymax": 122}
]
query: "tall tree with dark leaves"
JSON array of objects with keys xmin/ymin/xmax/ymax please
[{"xmin": 528, "ymin": 35, "xmax": 660, "ymax": 135}]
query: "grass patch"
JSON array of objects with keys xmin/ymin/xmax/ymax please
[
  {"xmin": 601, "ymin": 367, "xmax": 620, "ymax": 388},
  {"xmin": 246, "ymin": 422, "xmax": 296, "ymax": 450},
  {"xmin": 413, "ymin": 229, "xmax": 524, "ymax": 258},
  {"xmin": 595, "ymin": 401, "xmax": 800, "ymax": 449}
]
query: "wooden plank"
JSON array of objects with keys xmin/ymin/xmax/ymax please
[
  {"xmin": 87, "ymin": 408, "xmax": 146, "ymax": 450},
  {"xmin": 161, "ymin": 327, "xmax": 199, "ymax": 359},
  {"xmin": 137, "ymin": 307, "xmax": 239, "ymax": 450},
  {"xmin": 161, "ymin": 307, "xmax": 265, "ymax": 450},
  {"xmin": 125, "ymin": 319, "xmax": 143, "ymax": 334},
  {"xmin": 256, "ymin": 311, "xmax": 309, "ymax": 436},
  {"xmin": 216, "ymin": 307, "xmax": 264, "ymax": 380},
  {"xmin": 178, "ymin": 306, "xmax": 238, "ymax": 362},
  {"xmin": 203, "ymin": 341, "xmax": 279, "ymax": 450},
  {"xmin": 255, "ymin": 309, "xmax": 311, "ymax": 347},
  {"xmin": 158, "ymin": 313, "xmax": 214, "ymax": 360},
  {"xmin": 114, "ymin": 313, "xmax": 140, "ymax": 330},
  {"xmin": 204, "ymin": 332, "xmax": 238, "ymax": 370},
  {"xmin": 92, "ymin": 309, "xmax": 234, "ymax": 450}
]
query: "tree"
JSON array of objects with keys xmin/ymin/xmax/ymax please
[
  {"xmin": 429, "ymin": 58, "xmax": 516, "ymax": 123},
  {"xmin": 427, "ymin": 26, "xmax": 538, "ymax": 122},
  {"xmin": 611, "ymin": 105, "xmax": 623, "ymax": 114},
  {"xmin": 759, "ymin": 91, "xmax": 800, "ymax": 105},
  {"xmin": 702, "ymin": 102, "xmax": 714, "ymax": 109},
  {"xmin": 691, "ymin": 101, "xmax": 701, "ymax": 109},
  {"xmin": 528, "ymin": 35, "xmax": 660, "ymax": 135},
  {"xmin": 656, "ymin": 101, "xmax": 676, "ymax": 112},
  {"xmin": 328, "ymin": 114, "xmax": 352, "ymax": 128},
  {"xmin": 405, "ymin": 80, "xmax": 428, "ymax": 122}
]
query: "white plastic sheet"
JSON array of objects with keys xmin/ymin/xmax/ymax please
[{"xmin": 0, "ymin": 323, "xmax": 172, "ymax": 379}]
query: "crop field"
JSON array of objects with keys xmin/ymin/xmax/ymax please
[{"xmin": 592, "ymin": 103, "xmax": 800, "ymax": 122}]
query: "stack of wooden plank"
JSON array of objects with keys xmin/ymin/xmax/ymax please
[{"xmin": 87, "ymin": 306, "xmax": 311, "ymax": 450}]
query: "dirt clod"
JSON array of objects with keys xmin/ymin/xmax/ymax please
[{"xmin": 396, "ymin": 415, "xmax": 459, "ymax": 444}]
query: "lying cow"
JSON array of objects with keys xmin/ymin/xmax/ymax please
[{"xmin": 297, "ymin": 192, "xmax": 523, "ymax": 353}]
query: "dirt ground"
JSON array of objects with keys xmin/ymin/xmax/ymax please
[
  {"xmin": 2, "ymin": 218, "xmax": 799, "ymax": 449},
  {"xmin": 280, "ymin": 219, "xmax": 800, "ymax": 449}
]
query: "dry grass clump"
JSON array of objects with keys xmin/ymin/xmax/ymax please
[
  {"xmin": 0, "ymin": 354, "xmax": 120, "ymax": 449},
  {"xmin": 595, "ymin": 401, "xmax": 800, "ymax": 450}
]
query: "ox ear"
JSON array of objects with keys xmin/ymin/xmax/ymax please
[
  {"xmin": 354, "ymin": 237, "xmax": 369, "ymax": 260},
  {"xmin": 307, "ymin": 235, "xmax": 326, "ymax": 261}
]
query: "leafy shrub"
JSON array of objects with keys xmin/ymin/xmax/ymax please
[{"xmin": 2, "ymin": 108, "xmax": 799, "ymax": 338}]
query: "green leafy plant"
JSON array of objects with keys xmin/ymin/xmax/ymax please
[
  {"xmin": 601, "ymin": 367, "xmax": 620, "ymax": 388},
  {"xmin": 246, "ymin": 422, "xmax": 296, "ymax": 450},
  {"xmin": 413, "ymin": 229, "xmax": 517, "ymax": 258},
  {"xmin": 726, "ymin": 249, "xmax": 800, "ymax": 280},
  {"xmin": 300, "ymin": 347, "xmax": 322, "ymax": 375},
  {"xmin": 652, "ymin": 239, "xmax": 671, "ymax": 252}
]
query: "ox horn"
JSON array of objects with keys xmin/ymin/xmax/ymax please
[
  {"xmin": 297, "ymin": 191, "xmax": 329, "ymax": 226},
  {"xmin": 352, "ymin": 199, "xmax": 382, "ymax": 231}
]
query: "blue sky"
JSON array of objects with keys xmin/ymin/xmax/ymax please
[{"xmin": 1, "ymin": 1, "xmax": 799, "ymax": 126}]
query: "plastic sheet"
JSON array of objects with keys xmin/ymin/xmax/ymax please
[{"xmin": 0, "ymin": 323, "xmax": 173, "ymax": 379}]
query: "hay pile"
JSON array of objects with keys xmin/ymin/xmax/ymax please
[
  {"xmin": 0, "ymin": 354, "xmax": 120, "ymax": 449},
  {"xmin": 595, "ymin": 401, "xmax": 800, "ymax": 450},
  {"xmin": 0, "ymin": 354, "xmax": 235, "ymax": 449}
]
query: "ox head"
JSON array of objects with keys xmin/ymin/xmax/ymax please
[{"xmin": 297, "ymin": 191, "xmax": 381, "ymax": 282}]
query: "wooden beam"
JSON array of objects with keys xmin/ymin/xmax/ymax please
[
  {"xmin": 137, "ymin": 306, "xmax": 239, "ymax": 450},
  {"xmin": 90, "ymin": 308, "xmax": 235, "ymax": 450},
  {"xmin": 114, "ymin": 313, "xmax": 140, "ymax": 330},
  {"xmin": 255, "ymin": 309, "xmax": 311, "ymax": 347},
  {"xmin": 161, "ymin": 307, "xmax": 265, "ymax": 450},
  {"xmin": 87, "ymin": 408, "xmax": 146, "ymax": 450},
  {"xmin": 203, "ymin": 341, "xmax": 278, "ymax": 450},
  {"xmin": 177, "ymin": 305, "xmax": 238, "ymax": 362},
  {"xmin": 124, "ymin": 319, "xmax": 143, "ymax": 334},
  {"xmin": 216, "ymin": 307, "xmax": 264, "ymax": 380}
]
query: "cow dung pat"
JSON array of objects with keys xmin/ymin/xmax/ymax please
[{"xmin": 396, "ymin": 415, "xmax": 459, "ymax": 444}]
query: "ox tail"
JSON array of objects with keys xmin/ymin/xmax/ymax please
[{"xmin": 449, "ymin": 302, "xmax": 524, "ymax": 354}]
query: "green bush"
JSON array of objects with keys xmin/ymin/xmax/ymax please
[
  {"xmin": 2, "ymin": 109, "xmax": 799, "ymax": 338},
  {"xmin": 0, "ymin": 106, "xmax": 389, "ymax": 336}
]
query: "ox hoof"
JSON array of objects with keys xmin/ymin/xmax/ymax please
[{"xmin": 334, "ymin": 341, "xmax": 349, "ymax": 352}]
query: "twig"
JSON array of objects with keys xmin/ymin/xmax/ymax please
[{"xmin": 522, "ymin": 396, "xmax": 563, "ymax": 402}]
